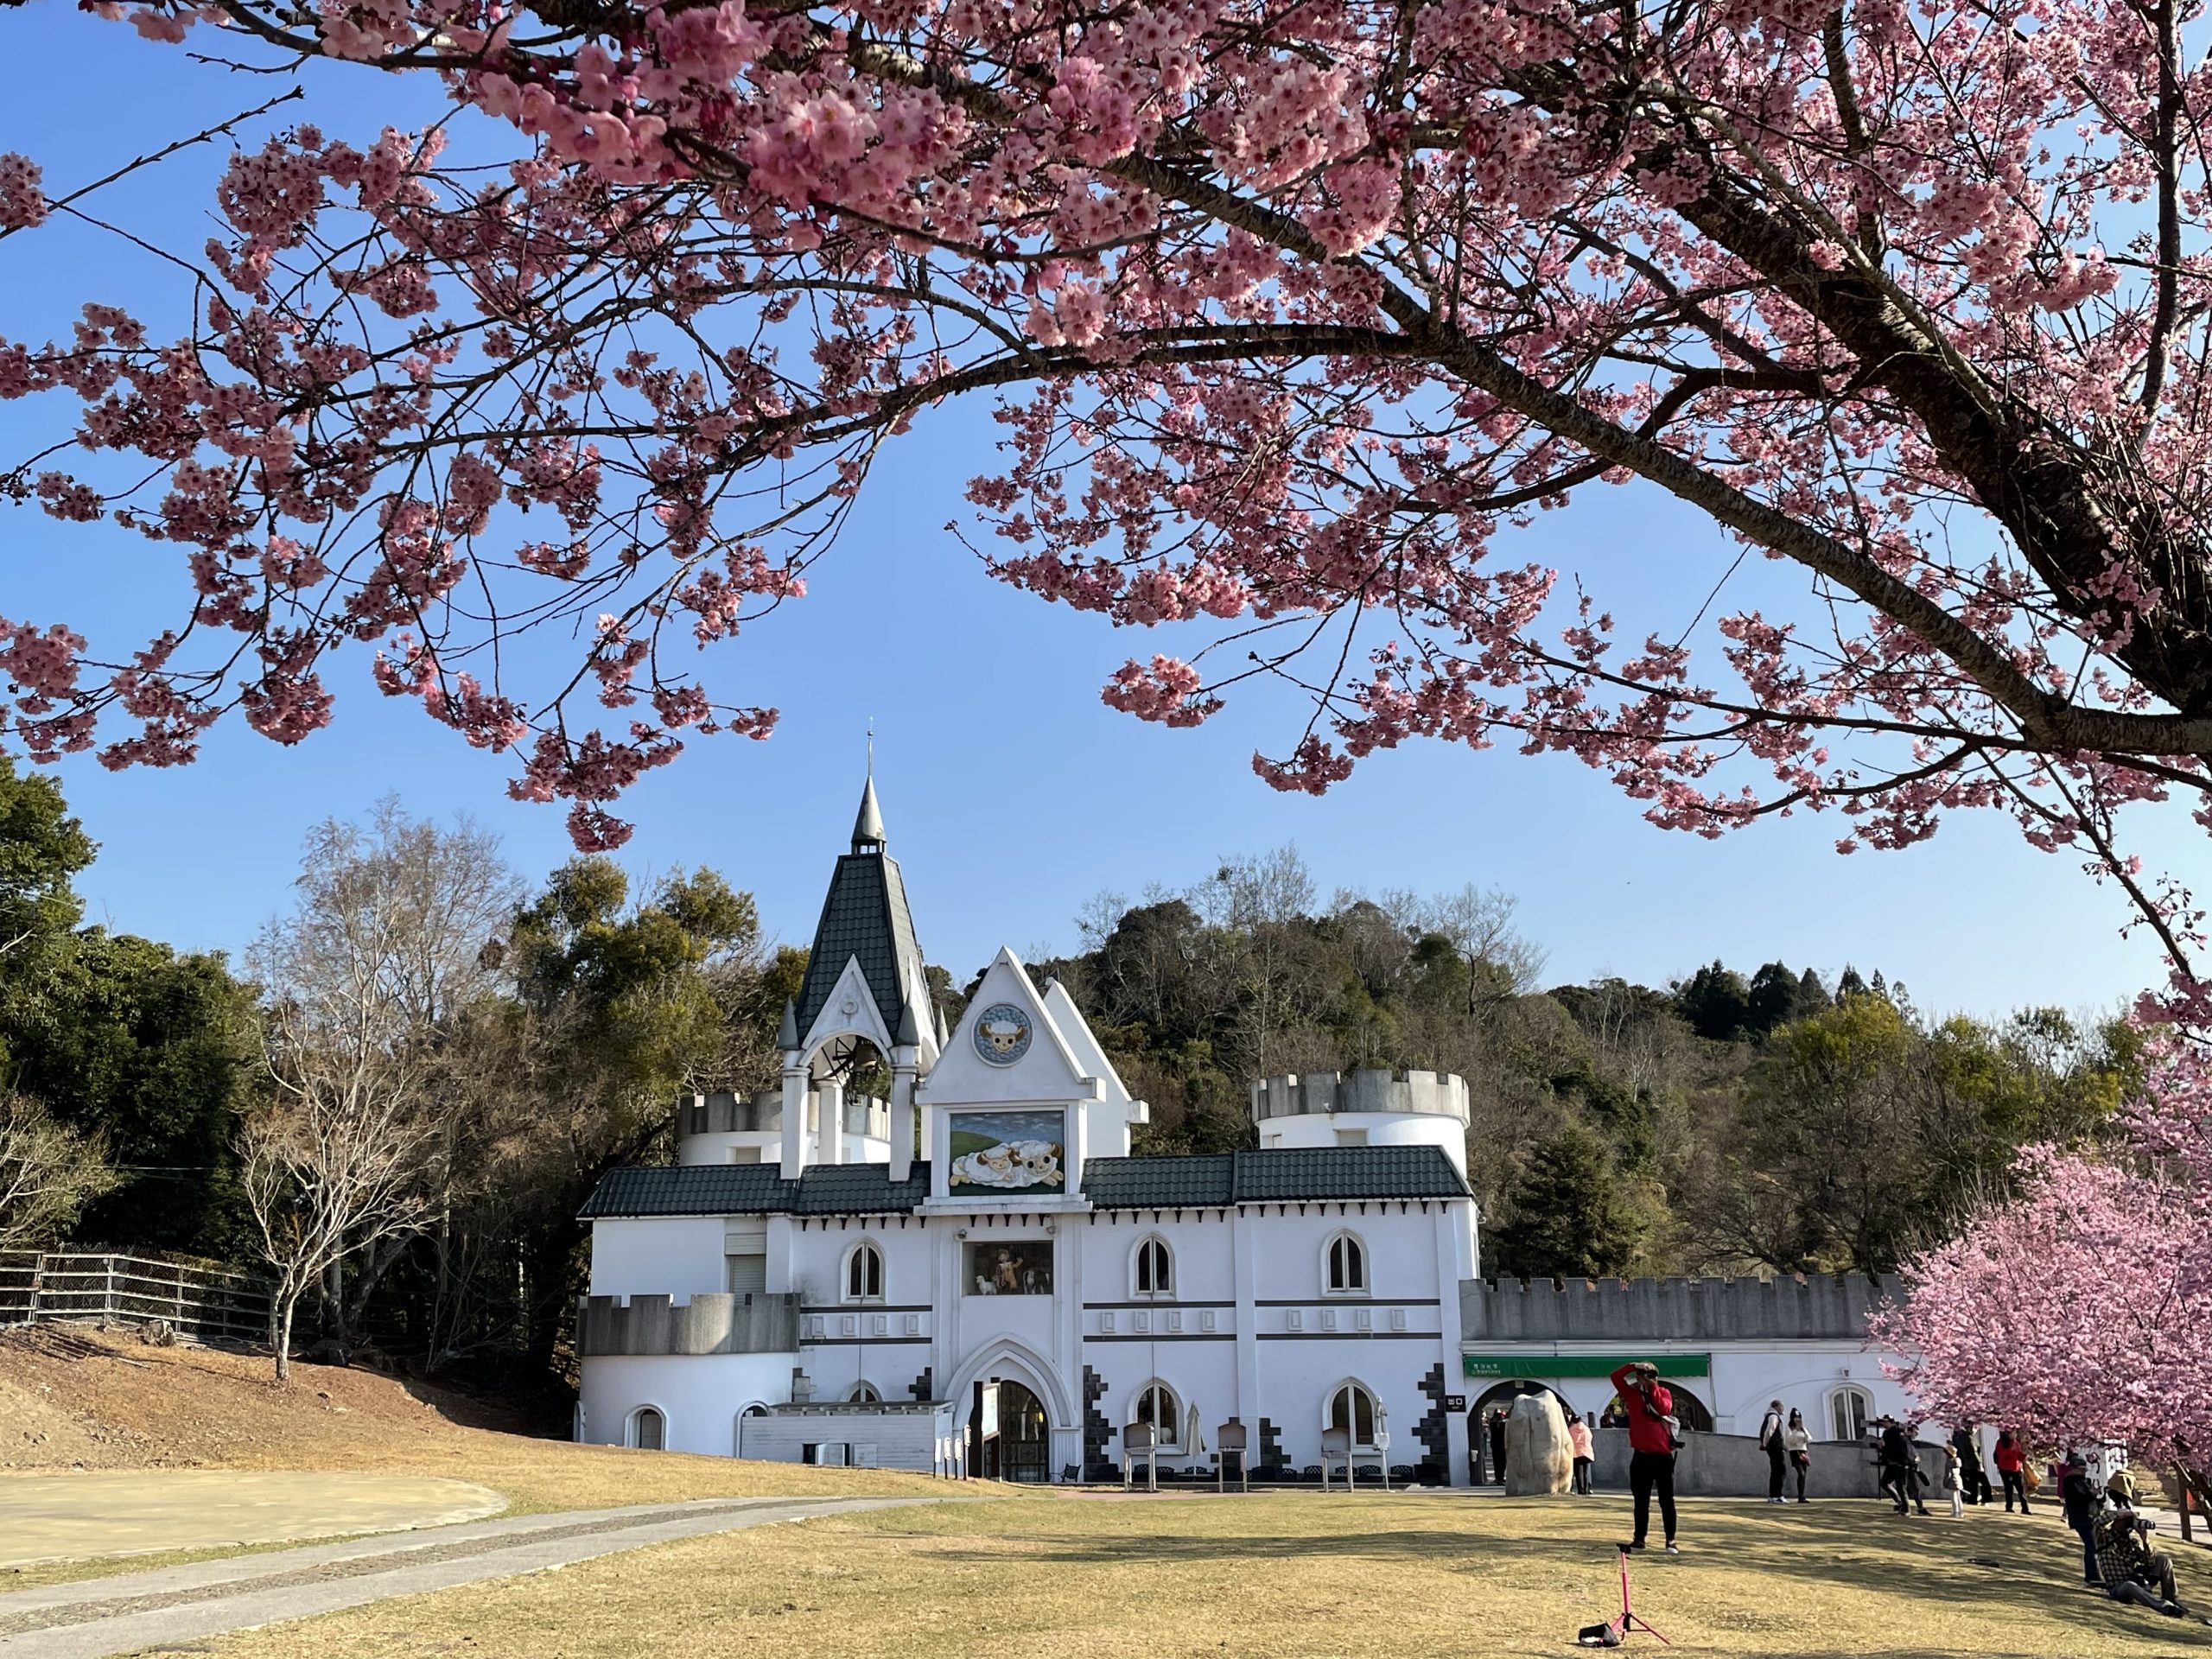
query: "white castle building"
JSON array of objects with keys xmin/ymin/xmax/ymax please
[{"xmin": 575, "ymin": 780, "xmax": 1924, "ymax": 1487}]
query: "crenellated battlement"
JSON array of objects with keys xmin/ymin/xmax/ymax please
[
  {"xmin": 1459, "ymin": 1273, "xmax": 1901, "ymax": 1342},
  {"xmin": 576, "ymin": 1291, "xmax": 801, "ymax": 1357},
  {"xmin": 1249, "ymin": 1069, "xmax": 1471, "ymax": 1124},
  {"xmin": 677, "ymin": 1089, "xmax": 888, "ymax": 1139}
]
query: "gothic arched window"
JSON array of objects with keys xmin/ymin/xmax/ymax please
[{"xmin": 845, "ymin": 1240, "xmax": 885, "ymax": 1302}]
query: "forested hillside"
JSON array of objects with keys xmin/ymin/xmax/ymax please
[
  {"xmin": 0, "ymin": 771, "xmax": 2133, "ymax": 1388},
  {"xmin": 1032, "ymin": 849, "xmax": 2137, "ymax": 1281}
]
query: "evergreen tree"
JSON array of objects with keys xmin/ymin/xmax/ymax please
[
  {"xmin": 16, "ymin": 933, "xmax": 260, "ymax": 1254},
  {"xmin": 1744, "ymin": 962, "xmax": 1802, "ymax": 1037},
  {"xmin": 1675, "ymin": 961, "xmax": 1751, "ymax": 1042},
  {"xmin": 0, "ymin": 760, "xmax": 260, "ymax": 1255},
  {"xmin": 1793, "ymin": 969, "xmax": 1834, "ymax": 1018},
  {"xmin": 1487, "ymin": 1123, "xmax": 1649, "ymax": 1280}
]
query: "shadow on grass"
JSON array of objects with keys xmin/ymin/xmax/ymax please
[{"xmin": 913, "ymin": 1499, "xmax": 2212, "ymax": 1652}]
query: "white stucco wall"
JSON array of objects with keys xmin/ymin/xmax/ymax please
[
  {"xmin": 1254, "ymin": 1112, "xmax": 1468, "ymax": 1173},
  {"xmin": 588, "ymin": 1217, "xmax": 730, "ymax": 1300},
  {"xmin": 576, "ymin": 1352, "xmax": 800, "ymax": 1455}
]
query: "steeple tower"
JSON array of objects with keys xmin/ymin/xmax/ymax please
[
  {"xmin": 852, "ymin": 773, "xmax": 887, "ymax": 853},
  {"xmin": 780, "ymin": 769, "xmax": 936, "ymax": 1177}
]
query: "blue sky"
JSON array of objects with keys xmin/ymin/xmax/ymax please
[{"xmin": 0, "ymin": 8, "xmax": 2185, "ymax": 1016}]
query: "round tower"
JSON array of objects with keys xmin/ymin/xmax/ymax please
[
  {"xmin": 1249, "ymin": 1070, "xmax": 1471, "ymax": 1173},
  {"xmin": 675, "ymin": 1089, "xmax": 889, "ymax": 1166}
]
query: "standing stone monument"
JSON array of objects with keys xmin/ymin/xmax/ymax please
[{"xmin": 1504, "ymin": 1391, "xmax": 1573, "ymax": 1495}]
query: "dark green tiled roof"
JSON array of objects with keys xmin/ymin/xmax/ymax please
[
  {"xmin": 1230, "ymin": 1145, "xmax": 1469, "ymax": 1203},
  {"xmin": 1087, "ymin": 1147, "xmax": 1471, "ymax": 1208},
  {"xmin": 579, "ymin": 1161, "xmax": 934, "ymax": 1219},
  {"xmin": 579, "ymin": 1146, "xmax": 1468, "ymax": 1219},
  {"xmin": 1081, "ymin": 1154, "xmax": 1236, "ymax": 1208},
  {"xmin": 793, "ymin": 851, "xmax": 929, "ymax": 1041}
]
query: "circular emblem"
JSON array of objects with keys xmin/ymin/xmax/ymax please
[
  {"xmin": 972, "ymin": 1002, "xmax": 1033, "ymax": 1065},
  {"xmin": 839, "ymin": 994, "xmax": 858, "ymax": 1017}
]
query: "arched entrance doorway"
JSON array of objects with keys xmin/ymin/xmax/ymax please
[
  {"xmin": 969, "ymin": 1379, "xmax": 1052, "ymax": 1484},
  {"xmin": 1598, "ymin": 1377, "xmax": 1715, "ymax": 1433},
  {"xmin": 1467, "ymin": 1380, "xmax": 1573, "ymax": 1483}
]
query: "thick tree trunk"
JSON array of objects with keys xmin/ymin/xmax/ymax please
[
  {"xmin": 323, "ymin": 1257, "xmax": 348, "ymax": 1358},
  {"xmin": 343, "ymin": 1235, "xmax": 407, "ymax": 1355}
]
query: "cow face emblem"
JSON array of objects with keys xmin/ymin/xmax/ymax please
[{"xmin": 971, "ymin": 1002, "xmax": 1033, "ymax": 1065}]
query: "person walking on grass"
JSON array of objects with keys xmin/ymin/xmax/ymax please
[
  {"xmin": 1943, "ymin": 1446, "xmax": 1966, "ymax": 1518},
  {"xmin": 1783, "ymin": 1408, "xmax": 1812, "ymax": 1503},
  {"xmin": 1878, "ymin": 1418, "xmax": 1929, "ymax": 1516},
  {"xmin": 1994, "ymin": 1430, "xmax": 2031, "ymax": 1513},
  {"xmin": 1951, "ymin": 1421, "xmax": 1993, "ymax": 1506},
  {"xmin": 1569, "ymin": 1410, "xmax": 1595, "ymax": 1496},
  {"xmin": 1610, "ymin": 1362, "xmax": 1681, "ymax": 1554},
  {"xmin": 1758, "ymin": 1400, "xmax": 1788, "ymax": 1503}
]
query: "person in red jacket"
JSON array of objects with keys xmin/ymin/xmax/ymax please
[
  {"xmin": 1610, "ymin": 1361, "xmax": 1681, "ymax": 1554},
  {"xmin": 1993, "ymin": 1430, "xmax": 2031, "ymax": 1513}
]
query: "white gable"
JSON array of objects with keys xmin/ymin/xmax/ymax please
[
  {"xmin": 919, "ymin": 949, "xmax": 1103, "ymax": 1107},
  {"xmin": 1042, "ymin": 979, "xmax": 1133, "ymax": 1106},
  {"xmin": 799, "ymin": 953, "xmax": 895, "ymax": 1060}
]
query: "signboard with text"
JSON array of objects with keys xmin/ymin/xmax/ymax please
[{"xmin": 1461, "ymin": 1354, "xmax": 1711, "ymax": 1379}]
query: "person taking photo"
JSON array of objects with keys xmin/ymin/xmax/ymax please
[{"xmin": 1609, "ymin": 1362, "xmax": 1681, "ymax": 1554}]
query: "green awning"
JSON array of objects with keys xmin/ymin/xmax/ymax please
[{"xmin": 1463, "ymin": 1353, "xmax": 1711, "ymax": 1379}]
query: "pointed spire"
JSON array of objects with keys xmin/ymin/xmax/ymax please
[
  {"xmin": 895, "ymin": 996, "xmax": 922, "ymax": 1049},
  {"xmin": 778, "ymin": 996, "xmax": 798, "ymax": 1051},
  {"xmin": 933, "ymin": 1001, "xmax": 950, "ymax": 1048},
  {"xmin": 851, "ymin": 772, "xmax": 886, "ymax": 851}
]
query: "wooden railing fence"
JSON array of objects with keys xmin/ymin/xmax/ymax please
[{"xmin": 0, "ymin": 1249, "xmax": 270, "ymax": 1346}]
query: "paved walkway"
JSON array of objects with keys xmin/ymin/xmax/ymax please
[
  {"xmin": 0, "ymin": 1494, "xmax": 939, "ymax": 1658},
  {"xmin": 0, "ymin": 1471, "xmax": 507, "ymax": 1569}
]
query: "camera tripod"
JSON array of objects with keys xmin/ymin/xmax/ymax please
[{"xmin": 1609, "ymin": 1545, "xmax": 1670, "ymax": 1644}]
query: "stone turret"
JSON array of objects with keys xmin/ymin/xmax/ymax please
[{"xmin": 1249, "ymin": 1069, "xmax": 1471, "ymax": 1173}]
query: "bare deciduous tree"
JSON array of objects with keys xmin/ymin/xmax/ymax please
[
  {"xmin": 0, "ymin": 1093, "xmax": 116, "ymax": 1252},
  {"xmin": 1420, "ymin": 887, "xmax": 1548, "ymax": 1015},
  {"xmin": 238, "ymin": 1071, "xmax": 427, "ymax": 1382},
  {"xmin": 247, "ymin": 801, "xmax": 518, "ymax": 1375}
]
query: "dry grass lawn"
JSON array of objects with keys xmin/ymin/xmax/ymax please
[
  {"xmin": 204, "ymin": 1487, "xmax": 2212, "ymax": 1659},
  {"xmin": 0, "ymin": 1327, "xmax": 939, "ymax": 1591}
]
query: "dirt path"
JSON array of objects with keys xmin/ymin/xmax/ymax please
[
  {"xmin": 0, "ymin": 1494, "xmax": 944, "ymax": 1658},
  {"xmin": 0, "ymin": 1471, "xmax": 508, "ymax": 1568}
]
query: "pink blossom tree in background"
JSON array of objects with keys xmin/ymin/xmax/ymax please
[
  {"xmin": 1874, "ymin": 1125, "xmax": 2212, "ymax": 1461},
  {"xmin": 0, "ymin": 0, "xmax": 2210, "ymax": 927}
]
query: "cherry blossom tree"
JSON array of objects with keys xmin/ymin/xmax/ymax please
[
  {"xmin": 4, "ymin": 0, "xmax": 2212, "ymax": 960},
  {"xmin": 1877, "ymin": 1036, "xmax": 2212, "ymax": 1460}
]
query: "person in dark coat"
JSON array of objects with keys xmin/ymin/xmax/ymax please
[
  {"xmin": 1488, "ymin": 1408, "xmax": 1509, "ymax": 1485},
  {"xmin": 1878, "ymin": 1419, "xmax": 1929, "ymax": 1516},
  {"xmin": 1758, "ymin": 1400, "xmax": 1788, "ymax": 1503},
  {"xmin": 2061, "ymin": 1453, "xmax": 2105, "ymax": 1585},
  {"xmin": 1950, "ymin": 1422, "xmax": 1993, "ymax": 1505}
]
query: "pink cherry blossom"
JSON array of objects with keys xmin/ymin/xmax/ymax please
[{"xmin": 0, "ymin": 0, "xmax": 2208, "ymax": 891}]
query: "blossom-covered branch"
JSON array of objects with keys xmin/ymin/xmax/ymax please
[{"xmin": 3, "ymin": 0, "xmax": 2210, "ymax": 940}]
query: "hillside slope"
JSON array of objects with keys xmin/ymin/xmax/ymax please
[{"xmin": 0, "ymin": 1325, "xmax": 939, "ymax": 1510}]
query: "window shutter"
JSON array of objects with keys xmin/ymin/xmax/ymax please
[{"xmin": 726, "ymin": 1252, "xmax": 767, "ymax": 1294}]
